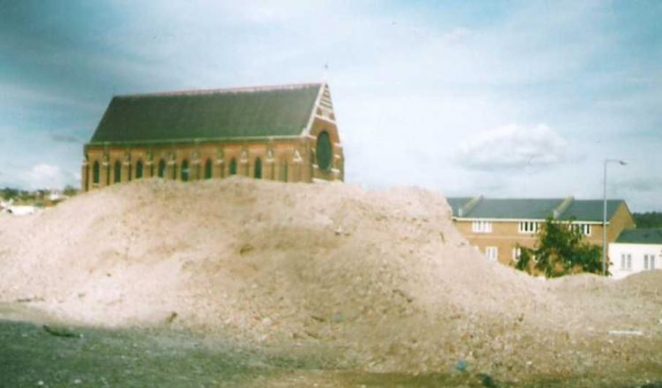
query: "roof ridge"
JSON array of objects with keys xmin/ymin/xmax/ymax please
[
  {"xmin": 117, "ymin": 82, "xmax": 323, "ymax": 99},
  {"xmin": 458, "ymin": 195, "xmax": 482, "ymax": 217},
  {"xmin": 553, "ymin": 196, "xmax": 574, "ymax": 219},
  {"xmin": 450, "ymin": 197, "xmax": 625, "ymax": 202}
]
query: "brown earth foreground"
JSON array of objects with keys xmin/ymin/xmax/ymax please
[{"xmin": 0, "ymin": 177, "xmax": 660, "ymax": 384}]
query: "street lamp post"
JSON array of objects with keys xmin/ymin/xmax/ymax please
[{"xmin": 603, "ymin": 159, "xmax": 626, "ymax": 276}]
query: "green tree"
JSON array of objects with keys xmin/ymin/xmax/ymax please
[
  {"xmin": 1, "ymin": 187, "xmax": 19, "ymax": 200},
  {"xmin": 514, "ymin": 217, "xmax": 604, "ymax": 278},
  {"xmin": 63, "ymin": 185, "xmax": 79, "ymax": 197},
  {"xmin": 633, "ymin": 212, "xmax": 662, "ymax": 228}
]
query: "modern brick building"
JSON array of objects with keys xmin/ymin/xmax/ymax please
[
  {"xmin": 82, "ymin": 82, "xmax": 344, "ymax": 191},
  {"xmin": 447, "ymin": 197, "xmax": 635, "ymax": 265}
]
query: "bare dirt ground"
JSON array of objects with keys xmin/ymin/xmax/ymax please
[{"xmin": 0, "ymin": 177, "xmax": 660, "ymax": 386}]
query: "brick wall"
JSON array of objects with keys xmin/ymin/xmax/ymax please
[
  {"xmin": 454, "ymin": 205, "xmax": 635, "ymax": 266},
  {"xmin": 82, "ymin": 131, "xmax": 345, "ymax": 191}
]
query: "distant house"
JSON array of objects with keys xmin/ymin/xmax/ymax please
[
  {"xmin": 82, "ymin": 82, "xmax": 344, "ymax": 191},
  {"xmin": 0, "ymin": 200, "xmax": 38, "ymax": 216},
  {"xmin": 447, "ymin": 196, "xmax": 635, "ymax": 265},
  {"xmin": 609, "ymin": 229, "xmax": 661, "ymax": 279}
]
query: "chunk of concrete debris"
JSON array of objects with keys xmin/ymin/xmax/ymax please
[{"xmin": 165, "ymin": 311, "xmax": 178, "ymax": 324}]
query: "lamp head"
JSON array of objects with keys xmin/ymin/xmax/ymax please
[{"xmin": 619, "ymin": 160, "xmax": 627, "ymax": 166}]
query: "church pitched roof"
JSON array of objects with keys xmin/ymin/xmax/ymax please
[{"xmin": 88, "ymin": 83, "xmax": 322, "ymax": 145}]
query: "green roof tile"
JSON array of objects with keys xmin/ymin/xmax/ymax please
[
  {"xmin": 470, "ymin": 198, "xmax": 560, "ymax": 219},
  {"xmin": 88, "ymin": 83, "xmax": 322, "ymax": 144},
  {"xmin": 446, "ymin": 197, "xmax": 472, "ymax": 214},
  {"xmin": 558, "ymin": 200, "xmax": 624, "ymax": 222},
  {"xmin": 616, "ymin": 229, "xmax": 662, "ymax": 244}
]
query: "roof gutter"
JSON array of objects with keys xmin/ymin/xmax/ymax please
[
  {"xmin": 452, "ymin": 217, "xmax": 609, "ymax": 225},
  {"xmin": 84, "ymin": 135, "xmax": 303, "ymax": 150}
]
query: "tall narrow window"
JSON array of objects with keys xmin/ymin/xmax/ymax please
[
  {"xmin": 519, "ymin": 221, "xmax": 539, "ymax": 234},
  {"xmin": 127, "ymin": 163, "xmax": 132, "ymax": 181},
  {"xmin": 472, "ymin": 220, "xmax": 492, "ymax": 233},
  {"xmin": 282, "ymin": 162, "xmax": 288, "ymax": 182},
  {"xmin": 92, "ymin": 161, "xmax": 100, "ymax": 184},
  {"xmin": 158, "ymin": 159, "xmax": 166, "ymax": 178},
  {"xmin": 254, "ymin": 158, "xmax": 262, "ymax": 179},
  {"xmin": 172, "ymin": 163, "xmax": 178, "ymax": 180},
  {"xmin": 84, "ymin": 164, "xmax": 89, "ymax": 191},
  {"xmin": 485, "ymin": 247, "xmax": 498, "ymax": 262},
  {"xmin": 571, "ymin": 223, "xmax": 592, "ymax": 236},
  {"xmin": 644, "ymin": 254, "xmax": 656, "ymax": 270},
  {"xmin": 113, "ymin": 161, "xmax": 121, "ymax": 183},
  {"xmin": 512, "ymin": 247, "xmax": 521, "ymax": 261},
  {"xmin": 181, "ymin": 160, "xmax": 190, "ymax": 182},
  {"xmin": 316, "ymin": 131, "xmax": 333, "ymax": 171},
  {"xmin": 229, "ymin": 158, "xmax": 237, "ymax": 175},
  {"xmin": 204, "ymin": 159, "xmax": 213, "ymax": 179},
  {"xmin": 136, "ymin": 160, "xmax": 144, "ymax": 179}
]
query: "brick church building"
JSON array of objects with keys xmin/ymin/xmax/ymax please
[{"xmin": 82, "ymin": 82, "xmax": 344, "ymax": 191}]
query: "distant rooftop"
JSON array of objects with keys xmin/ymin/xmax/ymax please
[
  {"xmin": 616, "ymin": 228, "xmax": 662, "ymax": 244},
  {"xmin": 447, "ymin": 197, "xmax": 627, "ymax": 223}
]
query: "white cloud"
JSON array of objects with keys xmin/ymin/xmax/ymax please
[
  {"xmin": 457, "ymin": 124, "xmax": 569, "ymax": 171},
  {"xmin": 24, "ymin": 164, "xmax": 69, "ymax": 190}
]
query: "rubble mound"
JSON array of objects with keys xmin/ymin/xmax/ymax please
[{"xmin": 0, "ymin": 178, "xmax": 659, "ymax": 378}]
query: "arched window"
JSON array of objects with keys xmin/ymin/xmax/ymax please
[
  {"xmin": 181, "ymin": 159, "xmax": 190, "ymax": 182},
  {"xmin": 282, "ymin": 162, "xmax": 288, "ymax": 182},
  {"xmin": 204, "ymin": 159, "xmax": 213, "ymax": 179},
  {"xmin": 113, "ymin": 161, "xmax": 122, "ymax": 183},
  {"xmin": 92, "ymin": 161, "xmax": 100, "ymax": 184},
  {"xmin": 229, "ymin": 158, "xmax": 237, "ymax": 175},
  {"xmin": 316, "ymin": 131, "xmax": 333, "ymax": 171},
  {"xmin": 136, "ymin": 160, "xmax": 144, "ymax": 179},
  {"xmin": 158, "ymin": 159, "xmax": 166, "ymax": 178},
  {"xmin": 254, "ymin": 158, "xmax": 262, "ymax": 179}
]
